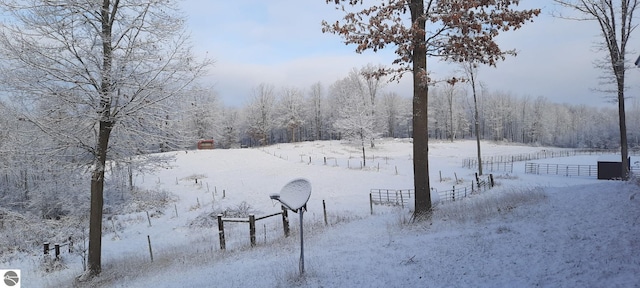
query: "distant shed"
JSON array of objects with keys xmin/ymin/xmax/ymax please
[
  {"xmin": 197, "ymin": 139, "xmax": 215, "ymax": 150},
  {"xmin": 597, "ymin": 155, "xmax": 629, "ymax": 180}
]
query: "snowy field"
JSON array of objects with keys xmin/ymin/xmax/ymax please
[{"xmin": 4, "ymin": 139, "xmax": 640, "ymax": 287}]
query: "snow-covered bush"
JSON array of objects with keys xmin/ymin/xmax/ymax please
[{"xmin": 433, "ymin": 186, "xmax": 547, "ymax": 223}]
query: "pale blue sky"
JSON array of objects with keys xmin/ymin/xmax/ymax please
[{"xmin": 179, "ymin": 0, "xmax": 640, "ymax": 108}]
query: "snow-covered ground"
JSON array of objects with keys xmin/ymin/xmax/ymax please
[{"xmin": 4, "ymin": 139, "xmax": 640, "ymax": 287}]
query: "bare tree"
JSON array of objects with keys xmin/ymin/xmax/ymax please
[
  {"xmin": 0, "ymin": 0, "xmax": 210, "ymax": 277},
  {"xmin": 443, "ymin": 77, "xmax": 463, "ymax": 142},
  {"xmin": 245, "ymin": 83, "xmax": 277, "ymax": 146},
  {"xmin": 360, "ymin": 64, "xmax": 387, "ymax": 147},
  {"xmin": 554, "ymin": 0, "xmax": 638, "ymax": 180},
  {"xmin": 330, "ymin": 71, "xmax": 377, "ymax": 166},
  {"xmin": 462, "ymin": 62, "xmax": 483, "ymax": 175},
  {"xmin": 308, "ymin": 82, "xmax": 326, "ymax": 141},
  {"xmin": 323, "ymin": 0, "xmax": 540, "ymax": 217},
  {"xmin": 183, "ymin": 87, "xmax": 222, "ymax": 142},
  {"xmin": 218, "ymin": 107, "xmax": 241, "ymax": 149},
  {"xmin": 381, "ymin": 92, "xmax": 403, "ymax": 138},
  {"xmin": 278, "ymin": 87, "xmax": 306, "ymax": 142}
]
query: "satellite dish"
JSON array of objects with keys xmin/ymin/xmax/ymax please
[
  {"xmin": 276, "ymin": 178, "xmax": 311, "ymax": 212},
  {"xmin": 268, "ymin": 178, "xmax": 312, "ymax": 275}
]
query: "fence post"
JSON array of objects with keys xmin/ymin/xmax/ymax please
[
  {"xmin": 54, "ymin": 243, "xmax": 60, "ymax": 259},
  {"xmin": 249, "ymin": 214, "xmax": 256, "ymax": 247},
  {"xmin": 44, "ymin": 242, "xmax": 49, "ymax": 255},
  {"xmin": 489, "ymin": 174, "xmax": 494, "ymax": 187},
  {"xmin": 281, "ymin": 206, "xmax": 290, "ymax": 237},
  {"xmin": 323, "ymin": 200, "xmax": 328, "ymax": 226},
  {"xmin": 147, "ymin": 235, "xmax": 153, "ymax": 262},
  {"xmin": 217, "ymin": 214, "xmax": 226, "ymax": 250},
  {"xmin": 146, "ymin": 211, "xmax": 152, "ymax": 227},
  {"xmin": 68, "ymin": 236, "xmax": 73, "ymax": 253},
  {"xmin": 452, "ymin": 186, "xmax": 455, "ymax": 202},
  {"xmin": 399, "ymin": 190, "xmax": 404, "ymax": 209},
  {"xmin": 369, "ymin": 193, "xmax": 373, "ymax": 215}
]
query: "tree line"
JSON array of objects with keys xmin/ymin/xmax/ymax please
[
  {"xmin": 3, "ymin": 61, "xmax": 634, "ymax": 218},
  {"xmin": 178, "ymin": 67, "xmax": 636, "ymax": 151}
]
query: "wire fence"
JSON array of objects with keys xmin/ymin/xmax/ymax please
[
  {"xmin": 462, "ymin": 150, "xmax": 579, "ymax": 171},
  {"xmin": 369, "ymin": 174, "xmax": 495, "ymax": 214},
  {"xmin": 436, "ymin": 175, "xmax": 494, "ymax": 202},
  {"xmin": 525, "ymin": 162, "xmax": 640, "ymax": 178},
  {"xmin": 462, "ymin": 159, "xmax": 514, "ymax": 173},
  {"xmin": 524, "ymin": 163, "xmax": 598, "ymax": 177}
]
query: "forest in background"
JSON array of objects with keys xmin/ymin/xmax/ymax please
[{"xmin": 0, "ymin": 63, "xmax": 638, "ymax": 222}]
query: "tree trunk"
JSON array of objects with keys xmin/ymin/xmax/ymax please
[
  {"xmin": 87, "ymin": 0, "xmax": 114, "ymax": 276},
  {"xmin": 470, "ymin": 66, "xmax": 483, "ymax": 176},
  {"xmin": 362, "ymin": 146, "xmax": 366, "ymax": 167},
  {"xmin": 411, "ymin": 0, "xmax": 431, "ymax": 218},
  {"xmin": 361, "ymin": 129, "xmax": 366, "ymax": 167},
  {"xmin": 87, "ymin": 120, "xmax": 112, "ymax": 275},
  {"xmin": 617, "ymin": 75, "xmax": 629, "ymax": 180}
]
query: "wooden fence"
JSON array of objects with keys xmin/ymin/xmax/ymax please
[
  {"xmin": 43, "ymin": 237, "xmax": 73, "ymax": 259},
  {"xmin": 217, "ymin": 206, "xmax": 289, "ymax": 250}
]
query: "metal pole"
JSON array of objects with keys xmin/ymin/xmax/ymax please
[{"xmin": 299, "ymin": 208, "xmax": 305, "ymax": 275}]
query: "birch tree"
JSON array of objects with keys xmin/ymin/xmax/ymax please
[
  {"xmin": 0, "ymin": 0, "xmax": 210, "ymax": 277},
  {"xmin": 554, "ymin": 0, "xmax": 638, "ymax": 179},
  {"xmin": 323, "ymin": 0, "xmax": 540, "ymax": 217}
]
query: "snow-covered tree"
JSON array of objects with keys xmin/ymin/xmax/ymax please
[
  {"xmin": 0, "ymin": 0, "xmax": 210, "ymax": 277},
  {"xmin": 484, "ymin": 91, "xmax": 511, "ymax": 141},
  {"xmin": 381, "ymin": 92, "xmax": 403, "ymax": 138},
  {"xmin": 277, "ymin": 87, "xmax": 306, "ymax": 142},
  {"xmin": 244, "ymin": 83, "xmax": 277, "ymax": 146},
  {"xmin": 307, "ymin": 82, "xmax": 328, "ymax": 141},
  {"xmin": 554, "ymin": 0, "xmax": 638, "ymax": 179},
  {"xmin": 443, "ymin": 77, "xmax": 465, "ymax": 142},
  {"xmin": 359, "ymin": 64, "xmax": 387, "ymax": 147},
  {"xmin": 462, "ymin": 62, "xmax": 484, "ymax": 175},
  {"xmin": 330, "ymin": 69, "xmax": 381, "ymax": 166},
  {"xmin": 218, "ymin": 107, "xmax": 241, "ymax": 149},
  {"xmin": 183, "ymin": 87, "xmax": 222, "ymax": 142}
]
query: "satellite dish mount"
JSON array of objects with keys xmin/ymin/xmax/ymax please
[{"xmin": 269, "ymin": 178, "xmax": 311, "ymax": 274}]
